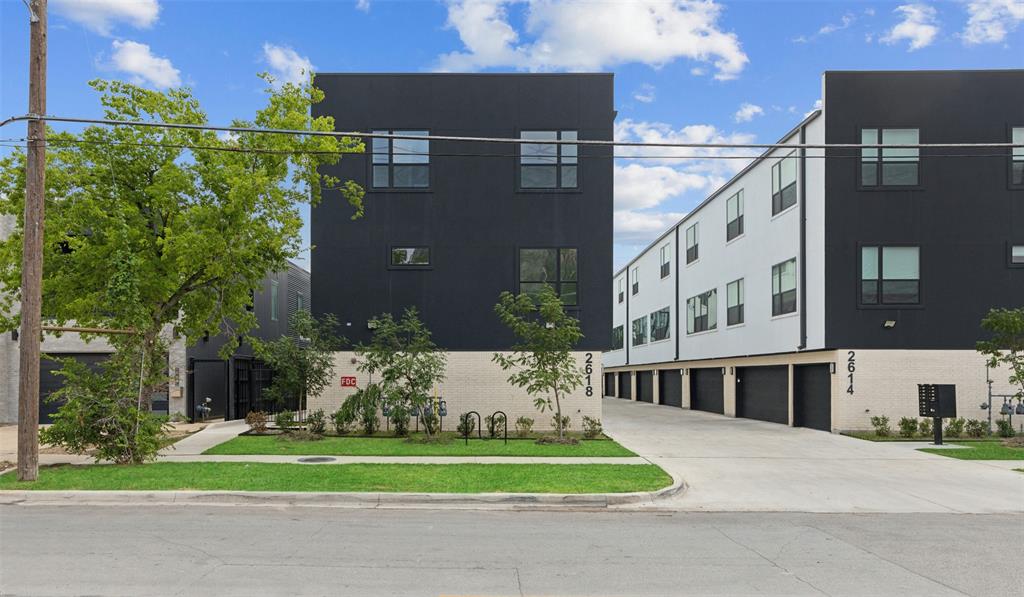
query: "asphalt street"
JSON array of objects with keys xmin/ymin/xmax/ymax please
[{"xmin": 2, "ymin": 505, "xmax": 1022, "ymax": 596}]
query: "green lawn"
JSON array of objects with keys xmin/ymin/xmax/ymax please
[
  {"xmin": 0, "ymin": 462, "xmax": 671, "ymax": 494},
  {"xmin": 203, "ymin": 434, "xmax": 636, "ymax": 457},
  {"xmin": 918, "ymin": 441, "xmax": 1024, "ymax": 460}
]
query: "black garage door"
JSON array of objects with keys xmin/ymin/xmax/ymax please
[
  {"xmin": 690, "ymin": 368, "xmax": 724, "ymax": 414},
  {"xmin": 636, "ymin": 371, "xmax": 654, "ymax": 403},
  {"xmin": 604, "ymin": 372, "xmax": 615, "ymax": 397},
  {"xmin": 618, "ymin": 372, "xmax": 632, "ymax": 400},
  {"xmin": 736, "ymin": 366, "xmax": 789, "ymax": 425},
  {"xmin": 659, "ymin": 370, "xmax": 683, "ymax": 407},
  {"xmin": 794, "ymin": 364, "xmax": 832, "ymax": 431},
  {"xmin": 39, "ymin": 353, "xmax": 110, "ymax": 424}
]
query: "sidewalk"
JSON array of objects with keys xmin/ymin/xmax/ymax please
[
  {"xmin": 158, "ymin": 419, "xmax": 247, "ymax": 456},
  {"xmin": 157, "ymin": 454, "xmax": 649, "ymax": 465}
]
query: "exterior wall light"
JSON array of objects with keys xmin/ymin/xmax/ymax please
[{"xmin": 882, "ymin": 320, "xmax": 897, "ymax": 329}]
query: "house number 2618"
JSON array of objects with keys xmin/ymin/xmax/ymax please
[
  {"xmin": 846, "ymin": 351, "xmax": 856, "ymax": 395},
  {"xmin": 584, "ymin": 353, "xmax": 594, "ymax": 397}
]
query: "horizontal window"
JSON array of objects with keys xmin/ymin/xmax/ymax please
[
  {"xmin": 686, "ymin": 289, "xmax": 717, "ymax": 334},
  {"xmin": 726, "ymin": 190, "xmax": 744, "ymax": 241},
  {"xmin": 520, "ymin": 130, "xmax": 577, "ymax": 189},
  {"xmin": 650, "ymin": 307, "xmax": 671, "ymax": 342},
  {"xmin": 520, "ymin": 248, "xmax": 578, "ymax": 305},
  {"xmin": 373, "ymin": 130, "xmax": 429, "ymax": 189},
  {"xmin": 772, "ymin": 258, "xmax": 797, "ymax": 316},
  {"xmin": 861, "ymin": 246, "xmax": 920, "ymax": 304},
  {"xmin": 727, "ymin": 278, "xmax": 744, "ymax": 326},
  {"xmin": 771, "ymin": 153, "xmax": 797, "ymax": 215},
  {"xmin": 611, "ymin": 325, "xmax": 624, "ymax": 350},
  {"xmin": 861, "ymin": 128, "xmax": 919, "ymax": 187},
  {"xmin": 391, "ymin": 247, "xmax": 430, "ymax": 267},
  {"xmin": 631, "ymin": 316, "xmax": 648, "ymax": 346}
]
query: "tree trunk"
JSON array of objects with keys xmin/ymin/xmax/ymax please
[{"xmin": 553, "ymin": 387, "xmax": 564, "ymax": 440}]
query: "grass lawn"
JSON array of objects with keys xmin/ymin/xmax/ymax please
[
  {"xmin": 203, "ymin": 434, "xmax": 636, "ymax": 457},
  {"xmin": 918, "ymin": 441, "xmax": 1024, "ymax": 460},
  {"xmin": 0, "ymin": 462, "xmax": 671, "ymax": 494}
]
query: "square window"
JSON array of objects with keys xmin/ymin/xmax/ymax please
[
  {"xmin": 861, "ymin": 128, "xmax": 919, "ymax": 187},
  {"xmin": 520, "ymin": 130, "xmax": 578, "ymax": 189},
  {"xmin": 519, "ymin": 248, "xmax": 578, "ymax": 304},
  {"xmin": 372, "ymin": 130, "xmax": 430, "ymax": 189},
  {"xmin": 861, "ymin": 245, "xmax": 920, "ymax": 304}
]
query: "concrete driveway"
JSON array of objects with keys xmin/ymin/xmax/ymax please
[{"xmin": 602, "ymin": 398, "xmax": 1024, "ymax": 513}]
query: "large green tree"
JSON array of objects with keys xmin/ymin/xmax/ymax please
[
  {"xmin": 254, "ymin": 310, "xmax": 344, "ymax": 416},
  {"xmin": 978, "ymin": 307, "xmax": 1024, "ymax": 400},
  {"xmin": 0, "ymin": 74, "xmax": 364, "ymax": 404}
]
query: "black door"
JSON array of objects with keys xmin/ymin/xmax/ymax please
[
  {"xmin": 603, "ymin": 372, "xmax": 615, "ymax": 397},
  {"xmin": 39, "ymin": 353, "xmax": 110, "ymax": 424},
  {"xmin": 794, "ymin": 364, "xmax": 832, "ymax": 431},
  {"xmin": 192, "ymin": 360, "xmax": 228, "ymax": 419},
  {"xmin": 618, "ymin": 372, "xmax": 632, "ymax": 400},
  {"xmin": 690, "ymin": 368, "xmax": 724, "ymax": 414},
  {"xmin": 736, "ymin": 366, "xmax": 789, "ymax": 425},
  {"xmin": 659, "ymin": 369, "xmax": 683, "ymax": 407},
  {"xmin": 636, "ymin": 371, "xmax": 654, "ymax": 403}
]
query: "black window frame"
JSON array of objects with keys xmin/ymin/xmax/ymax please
[
  {"xmin": 1011, "ymin": 125, "xmax": 1024, "ymax": 189},
  {"xmin": 685, "ymin": 223, "xmax": 699, "ymax": 264},
  {"xmin": 771, "ymin": 258, "xmax": 798, "ymax": 316},
  {"xmin": 659, "ymin": 244, "xmax": 671, "ymax": 278},
  {"xmin": 518, "ymin": 130, "xmax": 579, "ymax": 191},
  {"xmin": 370, "ymin": 129, "xmax": 431, "ymax": 190},
  {"xmin": 859, "ymin": 127, "xmax": 921, "ymax": 189},
  {"xmin": 389, "ymin": 246, "xmax": 432, "ymax": 269},
  {"xmin": 518, "ymin": 247, "xmax": 579, "ymax": 306},
  {"xmin": 617, "ymin": 277, "xmax": 624, "ymax": 303},
  {"xmin": 649, "ymin": 307, "xmax": 671, "ymax": 342},
  {"xmin": 1009, "ymin": 243, "xmax": 1024, "ymax": 268},
  {"xmin": 859, "ymin": 245, "xmax": 921, "ymax": 306},
  {"xmin": 611, "ymin": 325, "xmax": 624, "ymax": 350},
  {"xmin": 631, "ymin": 266, "xmax": 639, "ymax": 295},
  {"xmin": 726, "ymin": 189, "xmax": 744, "ymax": 241},
  {"xmin": 771, "ymin": 152, "xmax": 798, "ymax": 215},
  {"xmin": 726, "ymin": 278, "xmax": 744, "ymax": 326},
  {"xmin": 686, "ymin": 289, "xmax": 717, "ymax": 335},
  {"xmin": 270, "ymin": 279, "xmax": 279, "ymax": 322},
  {"xmin": 631, "ymin": 315, "xmax": 648, "ymax": 347}
]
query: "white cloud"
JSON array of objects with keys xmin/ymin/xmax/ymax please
[
  {"xmin": 794, "ymin": 11, "xmax": 856, "ymax": 42},
  {"xmin": 881, "ymin": 4, "xmax": 940, "ymax": 50},
  {"xmin": 805, "ymin": 98, "xmax": 823, "ymax": 118},
  {"xmin": 53, "ymin": 0, "xmax": 160, "ymax": 36},
  {"xmin": 437, "ymin": 0, "xmax": 748, "ymax": 81},
  {"xmin": 633, "ymin": 83, "xmax": 656, "ymax": 103},
  {"xmin": 109, "ymin": 40, "xmax": 180, "ymax": 88},
  {"xmin": 262, "ymin": 43, "xmax": 315, "ymax": 86},
  {"xmin": 356, "ymin": 0, "xmax": 371, "ymax": 12},
  {"xmin": 962, "ymin": 0, "xmax": 1024, "ymax": 44},
  {"xmin": 733, "ymin": 102, "xmax": 764, "ymax": 123},
  {"xmin": 614, "ymin": 210, "xmax": 688, "ymax": 244},
  {"xmin": 614, "ymin": 164, "xmax": 707, "ymax": 211}
]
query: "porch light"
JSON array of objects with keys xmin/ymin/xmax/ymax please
[{"xmin": 882, "ymin": 320, "xmax": 897, "ymax": 329}]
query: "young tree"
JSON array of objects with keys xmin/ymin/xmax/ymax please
[
  {"xmin": 254, "ymin": 310, "xmax": 344, "ymax": 416},
  {"xmin": 493, "ymin": 285, "xmax": 584, "ymax": 440},
  {"xmin": 977, "ymin": 307, "xmax": 1024, "ymax": 400},
  {"xmin": 355, "ymin": 307, "xmax": 447, "ymax": 437},
  {"xmin": 0, "ymin": 74, "xmax": 364, "ymax": 407}
]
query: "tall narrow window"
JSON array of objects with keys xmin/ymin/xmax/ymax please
[
  {"xmin": 650, "ymin": 307, "xmax": 671, "ymax": 341},
  {"xmin": 861, "ymin": 246, "xmax": 920, "ymax": 304},
  {"xmin": 660, "ymin": 244, "xmax": 671, "ymax": 278},
  {"xmin": 631, "ymin": 266, "xmax": 639, "ymax": 295},
  {"xmin": 726, "ymin": 278, "xmax": 744, "ymax": 326},
  {"xmin": 861, "ymin": 128, "xmax": 919, "ymax": 187},
  {"xmin": 1012, "ymin": 127, "xmax": 1023, "ymax": 187},
  {"xmin": 519, "ymin": 248, "xmax": 578, "ymax": 305},
  {"xmin": 771, "ymin": 258, "xmax": 797, "ymax": 316},
  {"xmin": 296, "ymin": 292, "xmax": 306, "ymax": 312},
  {"xmin": 611, "ymin": 325, "xmax": 624, "ymax": 350},
  {"xmin": 520, "ymin": 130, "xmax": 578, "ymax": 188},
  {"xmin": 771, "ymin": 153, "xmax": 798, "ymax": 215},
  {"xmin": 617, "ymin": 277, "xmax": 624, "ymax": 303},
  {"xmin": 270, "ymin": 279, "xmax": 279, "ymax": 321},
  {"xmin": 685, "ymin": 223, "xmax": 699, "ymax": 264},
  {"xmin": 372, "ymin": 130, "xmax": 429, "ymax": 188},
  {"xmin": 391, "ymin": 247, "xmax": 431, "ymax": 267},
  {"xmin": 631, "ymin": 316, "xmax": 648, "ymax": 346},
  {"xmin": 726, "ymin": 190, "xmax": 744, "ymax": 241},
  {"xmin": 686, "ymin": 289, "xmax": 717, "ymax": 334}
]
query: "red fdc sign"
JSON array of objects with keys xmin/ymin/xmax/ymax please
[{"xmin": 340, "ymin": 376, "xmax": 357, "ymax": 388}]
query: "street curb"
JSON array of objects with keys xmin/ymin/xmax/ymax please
[{"xmin": 0, "ymin": 472, "xmax": 685, "ymax": 510}]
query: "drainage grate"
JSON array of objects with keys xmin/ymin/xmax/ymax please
[{"xmin": 297, "ymin": 456, "xmax": 337, "ymax": 463}]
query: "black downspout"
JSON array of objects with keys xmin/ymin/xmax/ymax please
[
  {"xmin": 625, "ymin": 267, "xmax": 630, "ymax": 366},
  {"xmin": 674, "ymin": 224, "xmax": 680, "ymax": 361},
  {"xmin": 186, "ymin": 357, "xmax": 194, "ymax": 423},
  {"xmin": 798, "ymin": 124, "xmax": 808, "ymax": 350}
]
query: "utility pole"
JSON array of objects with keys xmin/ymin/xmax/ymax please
[{"xmin": 17, "ymin": 0, "xmax": 47, "ymax": 482}]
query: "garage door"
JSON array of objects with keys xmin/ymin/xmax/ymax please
[
  {"xmin": 658, "ymin": 370, "xmax": 683, "ymax": 407},
  {"xmin": 690, "ymin": 368, "xmax": 724, "ymax": 414},
  {"xmin": 618, "ymin": 372, "xmax": 632, "ymax": 400},
  {"xmin": 736, "ymin": 366, "xmax": 789, "ymax": 425},
  {"xmin": 604, "ymin": 372, "xmax": 615, "ymax": 397},
  {"xmin": 39, "ymin": 353, "xmax": 110, "ymax": 424},
  {"xmin": 794, "ymin": 364, "xmax": 832, "ymax": 431},
  {"xmin": 636, "ymin": 371, "xmax": 654, "ymax": 403}
]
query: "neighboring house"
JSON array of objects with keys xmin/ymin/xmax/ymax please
[
  {"xmin": 308, "ymin": 73, "xmax": 614, "ymax": 427},
  {"xmin": 603, "ymin": 70, "xmax": 1024, "ymax": 432}
]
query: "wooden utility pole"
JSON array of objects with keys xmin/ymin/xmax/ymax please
[{"xmin": 17, "ymin": 0, "xmax": 47, "ymax": 482}]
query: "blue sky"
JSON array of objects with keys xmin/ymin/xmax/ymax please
[{"xmin": 2, "ymin": 0, "xmax": 1022, "ymax": 270}]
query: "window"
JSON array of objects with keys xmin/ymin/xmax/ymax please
[
  {"xmin": 771, "ymin": 258, "xmax": 797, "ymax": 316},
  {"xmin": 650, "ymin": 307, "xmax": 671, "ymax": 342},
  {"xmin": 372, "ymin": 130, "xmax": 429, "ymax": 188},
  {"xmin": 1012, "ymin": 127, "xmax": 1023, "ymax": 187},
  {"xmin": 519, "ymin": 248, "xmax": 578, "ymax": 305},
  {"xmin": 726, "ymin": 190, "xmax": 744, "ymax": 241},
  {"xmin": 391, "ymin": 247, "xmax": 430, "ymax": 267},
  {"xmin": 660, "ymin": 244, "xmax": 671, "ymax": 278},
  {"xmin": 270, "ymin": 279, "xmax": 279, "ymax": 321},
  {"xmin": 631, "ymin": 266, "xmax": 639, "ymax": 295},
  {"xmin": 611, "ymin": 325, "xmax": 624, "ymax": 350},
  {"xmin": 861, "ymin": 246, "xmax": 920, "ymax": 304},
  {"xmin": 296, "ymin": 292, "xmax": 306, "ymax": 312},
  {"xmin": 1011, "ymin": 245, "xmax": 1024, "ymax": 266},
  {"xmin": 686, "ymin": 289, "xmax": 717, "ymax": 334},
  {"xmin": 685, "ymin": 223, "xmax": 699, "ymax": 264},
  {"xmin": 631, "ymin": 316, "xmax": 648, "ymax": 346},
  {"xmin": 520, "ymin": 130, "xmax": 577, "ymax": 188},
  {"xmin": 727, "ymin": 278, "xmax": 744, "ymax": 326},
  {"xmin": 861, "ymin": 128, "xmax": 919, "ymax": 187},
  {"xmin": 617, "ymin": 277, "xmax": 624, "ymax": 303},
  {"xmin": 771, "ymin": 153, "xmax": 798, "ymax": 215}
]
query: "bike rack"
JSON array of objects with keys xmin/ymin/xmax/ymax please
[
  {"xmin": 490, "ymin": 410, "xmax": 508, "ymax": 445},
  {"xmin": 461, "ymin": 411, "xmax": 483, "ymax": 445}
]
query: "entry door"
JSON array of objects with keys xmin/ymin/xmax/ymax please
[
  {"xmin": 636, "ymin": 371, "xmax": 654, "ymax": 403},
  {"xmin": 690, "ymin": 368, "xmax": 724, "ymax": 414},
  {"xmin": 658, "ymin": 370, "xmax": 683, "ymax": 407},
  {"xmin": 794, "ymin": 364, "xmax": 832, "ymax": 431},
  {"xmin": 736, "ymin": 366, "xmax": 789, "ymax": 425},
  {"xmin": 193, "ymin": 360, "xmax": 228, "ymax": 419}
]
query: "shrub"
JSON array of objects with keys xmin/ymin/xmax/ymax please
[
  {"xmin": 918, "ymin": 418, "xmax": 933, "ymax": 437},
  {"xmin": 307, "ymin": 409, "xmax": 327, "ymax": 435},
  {"xmin": 944, "ymin": 417, "xmax": 966, "ymax": 438},
  {"xmin": 390, "ymin": 404, "xmax": 411, "ymax": 437},
  {"xmin": 457, "ymin": 413, "xmax": 476, "ymax": 437},
  {"xmin": 421, "ymin": 409, "xmax": 440, "ymax": 435},
  {"xmin": 964, "ymin": 419, "xmax": 988, "ymax": 438},
  {"xmin": 996, "ymin": 419, "xmax": 1016, "ymax": 438},
  {"xmin": 245, "ymin": 411, "xmax": 268, "ymax": 434},
  {"xmin": 515, "ymin": 416, "xmax": 535, "ymax": 438},
  {"xmin": 869, "ymin": 415, "xmax": 891, "ymax": 437},
  {"xmin": 897, "ymin": 417, "xmax": 918, "ymax": 438},
  {"xmin": 551, "ymin": 414, "xmax": 571, "ymax": 432},
  {"xmin": 581, "ymin": 416, "xmax": 603, "ymax": 439},
  {"xmin": 332, "ymin": 408, "xmax": 354, "ymax": 435},
  {"xmin": 279, "ymin": 429, "xmax": 323, "ymax": 442},
  {"xmin": 485, "ymin": 413, "xmax": 507, "ymax": 438},
  {"xmin": 339, "ymin": 384, "xmax": 383, "ymax": 435},
  {"xmin": 274, "ymin": 410, "xmax": 296, "ymax": 430}
]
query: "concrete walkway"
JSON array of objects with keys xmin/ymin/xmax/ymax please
[
  {"xmin": 601, "ymin": 397, "xmax": 1024, "ymax": 513},
  {"xmin": 159, "ymin": 419, "xmax": 248, "ymax": 456}
]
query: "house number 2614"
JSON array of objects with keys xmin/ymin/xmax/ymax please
[
  {"xmin": 846, "ymin": 351, "xmax": 856, "ymax": 395},
  {"xmin": 584, "ymin": 353, "xmax": 594, "ymax": 397}
]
